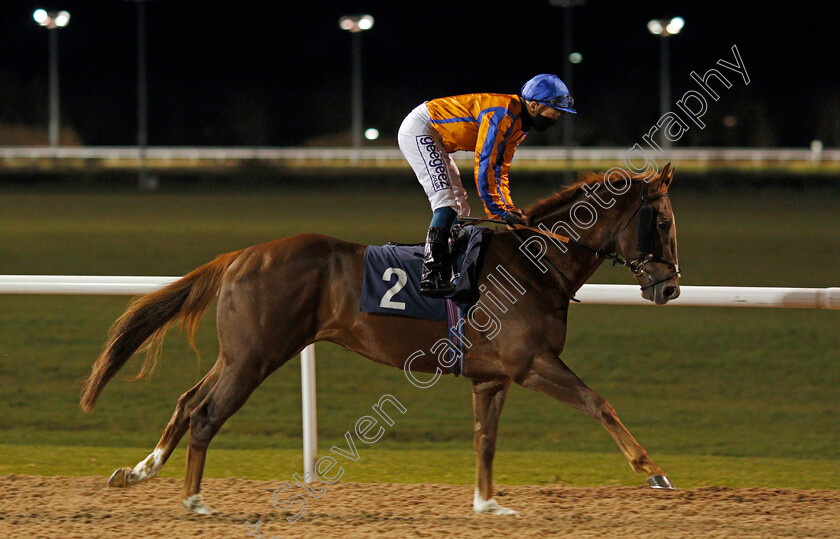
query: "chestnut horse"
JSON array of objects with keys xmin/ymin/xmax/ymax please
[{"xmin": 80, "ymin": 165, "xmax": 681, "ymax": 516}]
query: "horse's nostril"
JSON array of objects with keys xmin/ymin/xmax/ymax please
[{"xmin": 663, "ymin": 286, "xmax": 676, "ymax": 298}]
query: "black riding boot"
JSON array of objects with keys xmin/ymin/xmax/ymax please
[{"xmin": 420, "ymin": 226, "xmax": 455, "ymax": 298}]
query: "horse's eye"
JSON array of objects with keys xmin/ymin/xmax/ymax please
[{"xmin": 658, "ymin": 221, "xmax": 671, "ymax": 230}]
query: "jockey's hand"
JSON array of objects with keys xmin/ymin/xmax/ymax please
[{"xmin": 503, "ymin": 209, "xmax": 529, "ymax": 227}]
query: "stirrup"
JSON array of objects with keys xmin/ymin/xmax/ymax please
[{"xmin": 420, "ymin": 277, "xmax": 455, "ymax": 298}]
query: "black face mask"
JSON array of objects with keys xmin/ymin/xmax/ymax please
[{"xmin": 531, "ymin": 114, "xmax": 557, "ymax": 132}]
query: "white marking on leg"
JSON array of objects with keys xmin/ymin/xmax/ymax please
[
  {"xmin": 183, "ymin": 494, "xmax": 217, "ymax": 515},
  {"xmin": 131, "ymin": 447, "xmax": 164, "ymax": 483},
  {"xmin": 473, "ymin": 488, "xmax": 519, "ymax": 516}
]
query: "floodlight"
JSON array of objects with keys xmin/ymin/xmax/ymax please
[
  {"xmin": 647, "ymin": 19, "xmax": 663, "ymax": 35},
  {"xmin": 648, "ymin": 17, "xmax": 684, "ymax": 37},
  {"xmin": 338, "ymin": 14, "xmax": 374, "ymax": 33},
  {"xmin": 665, "ymin": 17, "xmax": 683, "ymax": 35},
  {"xmin": 54, "ymin": 10, "xmax": 70, "ymax": 27},
  {"xmin": 357, "ymin": 15, "xmax": 374, "ymax": 30},
  {"xmin": 33, "ymin": 9, "xmax": 48, "ymax": 25}
]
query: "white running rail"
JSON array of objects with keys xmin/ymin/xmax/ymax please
[{"xmin": 1, "ymin": 276, "xmax": 837, "ymax": 309}]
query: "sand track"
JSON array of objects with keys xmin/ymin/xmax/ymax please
[{"xmin": 1, "ymin": 475, "xmax": 838, "ymax": 538}]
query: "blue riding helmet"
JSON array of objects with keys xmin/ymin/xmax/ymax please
[{"xmin": 521, "ymin": 74, "xmax": 577, "ymax": 114}]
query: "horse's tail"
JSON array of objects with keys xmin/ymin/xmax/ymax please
[{"xmin": 80, "ymin": 249, "xmax": 244, "ymax": 412}]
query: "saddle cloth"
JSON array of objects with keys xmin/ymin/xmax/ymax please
[
  {"xmin": 359, "ymin": 226, "xmax": 486, "ymax": 377},
  {"xmin": 359, "ymin": 225, "xmax": 486, "ymax": 320}
]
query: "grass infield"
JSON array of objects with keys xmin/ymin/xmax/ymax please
[{"xmin": 0, "ymin": 185, "xmax": 838, "ymax": 487}]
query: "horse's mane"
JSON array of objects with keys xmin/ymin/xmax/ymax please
[{"xmin": 525, "ymin": 168, "xmax": 668, "ymax": 221}]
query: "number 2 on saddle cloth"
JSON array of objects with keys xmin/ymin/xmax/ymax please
[{"xmin": 359, "ymin": 226, "xmax": 487, "ymax": 376}]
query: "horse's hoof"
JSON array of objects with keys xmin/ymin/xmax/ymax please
[
  {"xmin": 473, "ymin": 489, "xmax": 520, "ymax": 516},
  {"xmin": 107, "ymin": 467, "xmax": 135, "ymax": 488},
  {"xmin": 183, "ymin": 494, "xmax": 218, "ymax": 515},
  {"xmin": 647, "ymin": 474, "xmax": 675, "ymax": 490}
]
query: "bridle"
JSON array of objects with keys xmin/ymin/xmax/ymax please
[
  {"xmin": 592, "ymin": 182, "xmax": 681, "ymax": 291},
  {"xmin": 460, "ymin": 181, "xmax": 681, "ymax": 296}
]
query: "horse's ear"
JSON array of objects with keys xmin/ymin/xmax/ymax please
[
  {"xmin": 659, "ymin": 162, "xmax": 674, "ymax": 190},
  {"xmin": 664, "ymin": 162, "xmax": 674, "ymax": 188},
  {"xmin": 660, "ymin": 162, "xmax": 671, "ymax": 181},
  {"xmin": 649, "ymin": 162, "xmax": 670, "ymax": 192}
]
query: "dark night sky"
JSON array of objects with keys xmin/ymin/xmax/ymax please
[{"xmin": 1, "ymin": 1, "xmax": 838, "ymax": 147}]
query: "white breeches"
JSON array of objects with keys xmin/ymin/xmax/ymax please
[{"xmin": 398, "ymin": 104, "xmax": 470, "ymax": 217}]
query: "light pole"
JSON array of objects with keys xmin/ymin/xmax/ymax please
[
  {"xmin": 338, "ymin": 14, "xmax": 374, "ymax": 148},
  {"xmin": 550, "ymin": 0, "xmax": 585, "ymax": 183},
  {"xmin": 129, "ymin": 0, "xmax": 156, "ymax": 191},
  {"xmin": 33, "ymin": 9, "xmax": 70, "ymax": 150},
  {"xmin": 647, "ymin": 16, "xmax": 684, "ymax": 150}
]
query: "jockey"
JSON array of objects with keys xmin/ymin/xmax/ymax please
[{"xmin": 398, "ymin": 73, "xmax": 576, "ymax": 297}]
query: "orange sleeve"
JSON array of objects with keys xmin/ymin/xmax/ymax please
[
  {"xmin": 496, "ymin": 133, "xmax": 527, "ymax": 214},
  {"xmin": 474, "ymin": 107, "xmax": 518, "ymax": 218}
]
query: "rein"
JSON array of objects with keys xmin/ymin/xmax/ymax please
[
  {"xmin": 460, "ymin": 185, "xmax": 681, "ymax": 295},
  {"xmin": 458, "ymin": 217, "xmax": 572, "ymax": 244},
  {"xmin": 458, "ymin": 216, "xmax": 580, "ymax": 301}
]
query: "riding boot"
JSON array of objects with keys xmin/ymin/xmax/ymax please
[{"xmin": 420, "ymin": 226, "xmax": 455, "ymax": 298}]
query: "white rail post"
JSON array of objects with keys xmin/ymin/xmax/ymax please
[{"xmin": 300, "ymin": 344, "xmax": 318, "ymax": 482}]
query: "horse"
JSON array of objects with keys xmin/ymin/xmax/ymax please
[{"xmin": 80, "ymin": 164, "xmax": 681, "ymax": 516}]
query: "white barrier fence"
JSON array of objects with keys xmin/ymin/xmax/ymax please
[
  {"xmin": 2, "ymin": 146, "xmax": 839, "ymax": 178},
  {"xmin": 2, "ymin": 275, "xmax": 838, "ymax": 481},
  {"xmin": 1, "ymin": 275, "xmax": 838, "ymax": 309},
  {"xmin": 2, "ymin": 146, "xmax": 839, "ymax": 163}
]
